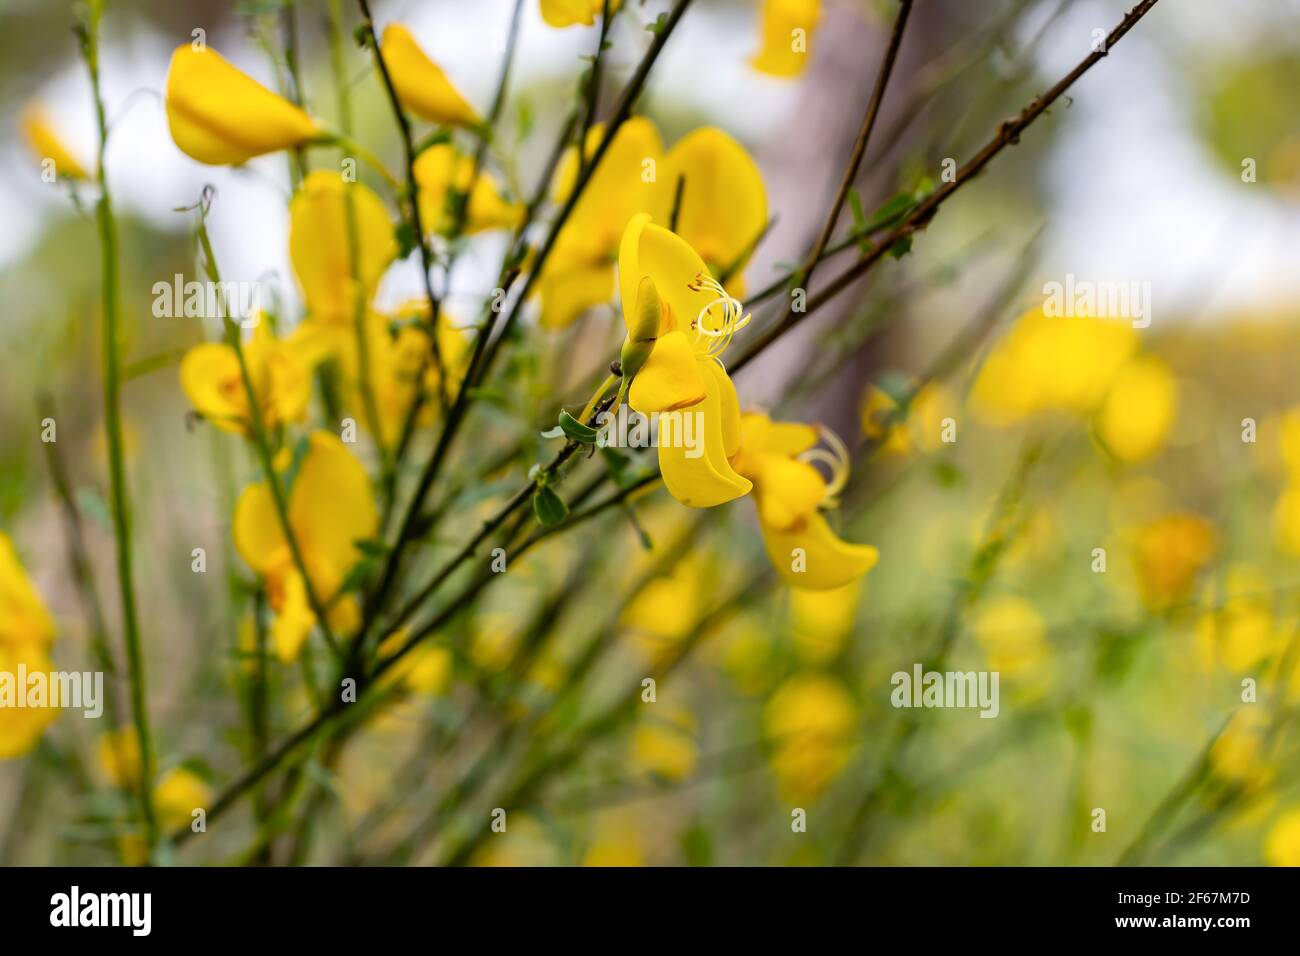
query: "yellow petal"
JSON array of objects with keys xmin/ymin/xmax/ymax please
[
  {"xmin": 270, "ymin": 569, "xmax": 316, "ymax": 663},
  {"xmin": 628, "ymin": 330, "xmax": 706, "ymax": 414},
  {"xmin": 381, "ymin": 24, "xmax": 479, "ymax": 128},
  {"xmin": 540, "ymin": 0, "xmax": 621, "ymax": 28},
  {"xmin": 1096, "ymin": 356, "xmax": 1177, "ymax": 462},
  {"xmin": 0, "ymin": 533, "xmax": 55, "ymax": 651},
  {"xmin": 180, "ymin": 343, "xmax": 248, "ymax": 433},
  {"xmin": 536, "ymin": 244, "xmax": 616, "ymax": 330},
  {"xmin": 153, "ymin": 768, "xmax": 212, "ymax": 831},
  {"xmin": 233, "ymin": 481, "xmax": 288, "ymax": 576},
  {"xmin": 657, "ymin": 128, "xmax": 767, "ymax": 276},
  {"xmin": 287, "ymin": 432, "xmax": 379, "ymax": 596},
  {"xmin": 290, "ymin": 171, "xmax": 397, "ymax": 325},
  {"xmin": 754, "ymin": 454, "xmax": 826, "ymax": 531},
  {"xmin": 657, "ymin": 360, "xmax": 752, "ymax": 508},
  {"xmin": 165, "ymin": 45, "xmax": 318, "ymax": 165},
  {"xmin": 618, "ymin": 213, "xmax": 721, "ymax": 338},
  {"xmin": 21, "ymin": 105, "xmax": 89, "ymax": 180},
  {"xmin": 414, "ymin": 143, "xmax": 521, "ymax": 235},
  {"xmin": 713, "ymin": 361, "xmax": 743, "ymax": 458},
  {"xmin": 760, "ymin": 510, "xmax": 878, "ymax": 590},
  {"xmin": 0, "ymin": 643, "xmax": 58, "ymax": 758},
  {"xmin": 563, "ymin": 119, "xmax": 663, "ymax": 252},
  {"xmin": 751, "ymin": 0, "xmax": 822, "ymax": 78}
]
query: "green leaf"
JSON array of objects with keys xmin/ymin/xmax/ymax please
[
  {"xmin": 532, "ymin": 485, "xmax": 569, "ymax": 527},
  {"xmin": 558, "ymin": 409, "xmax": 600, "ymax": 444},
  {"xmin": 646, "ymin": 12, "xmax": 669, "ymax": 34},
  {"xmin": 353, "ymin": 538, "xmax": 391, "ymax": 559}
]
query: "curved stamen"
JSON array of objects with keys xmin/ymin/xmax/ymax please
[
  {"xmin": 687, "ymin": 273, "xmax": 750, "ymax": 359},
  {"xmin": 799, "ymin": 424, "xmax": 851, "ymax": 509}
]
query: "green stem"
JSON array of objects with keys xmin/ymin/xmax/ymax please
[{"xmin": 82, "ymin": 2, "xmax": 158, "ymax": 849}]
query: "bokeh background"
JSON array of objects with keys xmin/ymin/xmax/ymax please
[{"xmin": 2, "ymin": 0, "xmax": 1300, "ymax": 865}]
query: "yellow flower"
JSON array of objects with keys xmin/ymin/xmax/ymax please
[
  {"xmin": 336, "ymin": 308, "xmax": 469, "ymax": 447},
  {"xmin": 290, "ymin": 171, "xmax": 397, "ymax": 327},
  {"xmin": 165, "ymin": 45, "xmax": 318, "ymax": 165},
  {"xmin": 96, "ymin": 727, "xmax": 142, "ymax": 789},
  {"xmin": 860, "ymin": 385, "xmax": 911, "ymax": 456},
  {"xmin": 733, "ymin": 412, "xmax": 878, "ymax": 590},
  {"xmin": 469, "ymin": 814, "xmax": 558, "ymax": 866},
  {"xmin": 540, "ymin": 0, "xmax": 621, "ymax": 28},
  {"xmin": 153, "ymin": 767, "xmax": 212, "ymax": 832},
  {"xmin": 1131, "ymin": 513, "xmax": 1216, "ymax": 611},
  {"xmin": 968, "ymin": 595, "xmax": 1054, "ymax": 694},
  {"xmin": 1194, "ymin": 566, "xmax": 1286, "ymax": 674},
  {"xmin": 582, "ymin": 816, "xmax": 645, "ymax": 867},
  {"xmin": 377, "ymin": 632, "xmax": 453, "ymax": 696},
  {"xmin": 790, "ymin": 580, "xmax": 860, "ymax": 662},
  {"xmin": 763, "ymin": 672, "xmax": 855, "ymax": 804},
  {"xmin": 1264, "ymin": 808, "xmax": 1300, "ymax": 866},
  {"xmin": 380, "ymin": 24, "xmax": 479, "ymax": 128},
  {"xmin": 538, "ymin": 118, "xmax": 663, "ymax": 329},
  {"xmin": 621, "ymin": 558, "xmax": 704, "ymax": 663},
  {"xmin": 751, "ymin": 0, "xmax": 822, "ymax": 78},
  {"xmin": 616, "ymin": 213, "xmax": 753, "ymax": 508},
  {"xmin": 971, "ymin": 308, "xmax": 1138, "ymax": 426},
  {"xmin": 1096, "ymin": 357, "xmax": 1177, "ymax": 462},
  {"xmin": 630, "ymin": 705, "xmax": 698, "ymax": 782},
  {"xmin": 1208, "ymin": 708, "xmax": 1272, "ymax": 784},
  {"xmin": 414, "ymin": 143, "xmax": 522, "ymax": 236},
  {"xmin": 21, "ymin": 104, "xmax": 89, "ymax": 180},
  {"xmin": 0, "ymin": 534, "xmax": 57, "ymax": 759},
  {"xmin": 0, "ymin": 533, "xmax": 55, "ymax": 651},
  {"xmin": 179, "ymin": 321, "xmax": 318, "ymax": 435},
  {"xmin": 653, "ymin": 127, "xmax": 768, "ymax": 298},
  {"xmin": 233, "ymin": 432, "xmax": 378, "ymax": 661}
]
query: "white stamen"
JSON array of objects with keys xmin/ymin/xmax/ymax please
[
  {"xmin": 687, "ymin": 273, "xmax": 750, "ymax": 360},
  {"xmin": 799, "ymin": 425, "xmax": 851, "ymax": 509}
]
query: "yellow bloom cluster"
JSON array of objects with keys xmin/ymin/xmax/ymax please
[{"xmin": 972, "ymin": 307, "xmax": 1177, "ymax": 463}]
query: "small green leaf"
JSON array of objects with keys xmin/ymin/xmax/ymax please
[
  {"xmin": 646, "ymin": 12, "xmax": 669, "ymax": 34},
  {"xmin": 558, "ymin": 409, "xmax": 600, "ymax": 444},
  {"xmin": 532, "ymin": 485, "xmax": 569, "ymax": 527},
  {"xmin": 353, "ymin": 538, "xmax": 390, "ymax": 559}
]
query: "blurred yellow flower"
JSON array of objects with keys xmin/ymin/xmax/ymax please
[
  {"xmin": 1264, "ymin": 808, "xmax": 1300, "ymax": 866},
  {"xmin": 233, "ymin": 432, "xmax": 378, "ymax": 661},
  {"xmin": 469, "ymin": 814, "xmax": 558, "ymax": 866},
  {"xmin": 622, "ymin": 560, "xmax": 703, "ymax": 663},
  {"xmin": 96, "ymin": 727, "xmax": 142, "ymax": 789},
  {"xmin": 378, "ymin": 632, "xmax": 453, "ymax": 696},
  {"xmin": 764, "ymin": 672, "xmax": 855, "ymax": 804},
  {"xmin": 617, "ymin": 214, "xmax": 753, "ymax": 508},
  {"xmin": 751, "ymin": 0, "xmax": 822, "ymax": 77},
  {"xmin": 734, "ymin": 412, "xmax": 878, "ymax": 590},
  {"xmin": 414, "ymin": 143, "xmax": 521, "ymax": 236},
  {"xmin": 380, "ymin": 24, "xmax": 479, "ymax": 128},
  {"xmin": 0, "ymin": 534, "xmax": 57, "ymax": 759},
  {"xmin": 21, "ymin": 104, "xmax": 89, "ymax": 180},
  {"xmin": 540, "ymin": 0, "xmax": 621, "ymax": 28},
  {"xmin": 539, "ymin": 119, "xmax": 663, "ymax": 329},
  {"xmin": 1209, "ymin": 708, "xmax": 1272, "ymax": 784},
  {"xmin": 165, "ymin": 45, "xmax": 318, "ymax": 165},
  {"xmin": 1131, "ymin": 513, "xmax": 1216, "ymax": 611},
  {"xmin": 630, "ymin": 705, "xmax": 698, "ymax": 782},
  {"xmin": 154, "ymin": 767, "xmax": 212, "ymax": 832},
  {"xmin": 971, "ymin": 308, "xmax": 1138, "ymax": 425},
  {"xmin": 179, "ymin": 321, "xmax": 318, "ymax": 436},
  {"xmin": 337, "ymin": 308, "xmax": 469, "ymax": 447},
  {"xmin": 1195, "ymin": 566, "xmax": 1286, "ymax": 674},
  {"xmin": 1096, "ymin": 356, "xmax": 1177, "ymax": 462},
  {"xmin": 652, "ymin": 127, "xmax": 768, "ymax": 299},
  {"xmin": 968, "ymin": 595, "xmax": 1053, "ymax": 693},
  {"xmin": 290, "ymin": 171, "xmax": 397, "ymax": 327},
  {"xmin": 582, "ymin": 816, "xmax": 645, "ymax": 867},
  {"xmin": 790, "ymin": 580, "xmax": 861, "ymax": 663}
]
